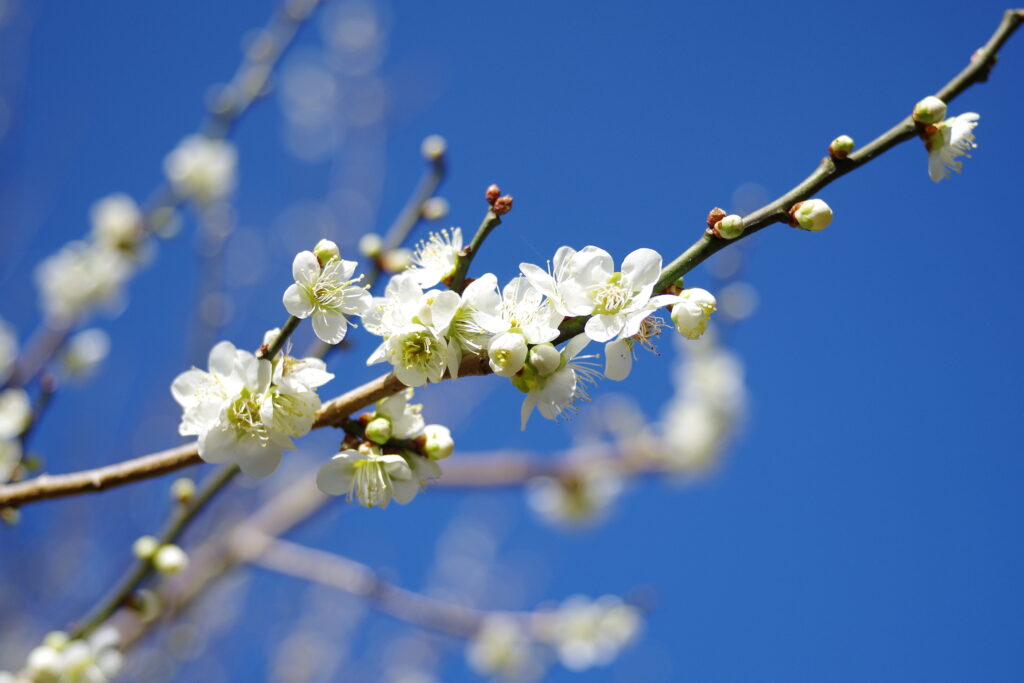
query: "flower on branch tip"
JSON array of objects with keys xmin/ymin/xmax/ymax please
[
  {"xmin": 316, "ymin": 444, "xmax": 440, "ymax": 507},
  {"xmin": 282, "ymin": 248, "xmax": 371, "ymax": 344},
  {"xmin": 790, "ymin": 198, "xmax": 833, "ymax": 231},
  {"xmin": 171, "ymin": 340, "xmax": 333, "ymax": 478},
  {"xmin": 408, "ymin": 227, "xmax": 462, "ymax": 288},
  {"xmin": 913, "ymin": 95, "xmax": 947, "ymax": 125},
  {"xmin": 925, "ymin": 112, "xmax": 979, "ymax": 182},
  {"xmin": 670, "ymin": 288, "xmax": 717, "ymax": 340},
  {"xmin": 163, "ymin": 134, "xmax": 237, "ymax": 203},
  {"xmin": 420, "ymin": 134, "xmax": 447, "ymax": 161},
  {"xmin": 90, "ymin": 193, "xmax": 143, "ymax": 253}
]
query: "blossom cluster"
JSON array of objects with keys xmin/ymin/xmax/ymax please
[
  {"xmin": 0, "ymin": 627, "xmax": 122, "ymax": 683},
  {"xmin": 913, "ymin": 95, "xmax": 980, "ymax": 182},
  {"xmin": 466, "ymin": 595, "xmax": 643, "ymax": 680},
  {"xmin": 171, "ymin": 331, "xmax": 333, "ymax": 478}
]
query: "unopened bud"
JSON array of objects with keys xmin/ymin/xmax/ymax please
[
  {"xmin": 706, "ymin": 207, "xmax": 727, "ymax": 230},
  {"xmin": 313, "ymin": 238, "xmax": 340, "ymax": 266},
  {"xmin": 913, "ymin": 96, "xmax": 947, "ymax": 125},
  {"xmin": 171, "ymin": 477, "xmax": 196, "ymax": 504},
  {"xmin": 132, "ymin": 535, "xmax": 160, "ymax": 561},
  {"xmin": 42, "ymin": 631, "xmax": 70, "ymax": 650},
  {"xmin": 382, "ymin": 248, "xmax": 412, "ymax": 272},
  {"xmin": 528, "ymin": 343, "xmax": 562, "ymax": 376},
  {"xmin": 671, "ymin": 288, "xmax": 717, "ymax": 340},
  {"xmin": 790, "ymin": 198, "xmax": 833, "ymax": 231},
  {"xmin": 420, "ymin": 134, "xmax": 447, "ymax": 162},
  {"xmin": 423, "ymin": 424, "xmax": 454, "ymax": 460},
  {"xmin": 153, "ymin": 544, "xmax": 189, "ymax": 575},
  {"xmin": 492, "ymin": 195, "xmax": 513, "ymax": 216},
  {"xmin": 133, "ymin": 589, "xmax": 162, "ymax": 623},
  {"xmin": 829, "ymin": 134, "xmax": 855, "ymax": 159},
  {"xmin": 485, "ymin": 184, "xmax": 501, "ymax": 205},
  {"xmin": 365, "ymin": 417, "xmax": 393, "ymax": 445},
  {"xmin": 421, "ymin": 197, "xmax": 449, "ymax": 221},
  {"xmin": 358, "ymin": 232, "xmax": 383, "ymax": 258},
  {"xmin": 488, "ymin": 332, "xmax": 528, "ymax": 377},
  {"xmin": 714, "ymin": 214, "xmax": 745, "ymax": 240}
]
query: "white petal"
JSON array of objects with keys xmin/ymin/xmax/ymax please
[
  {"xmin": 928, "ymin": 151, "xmax": 946, "ymax": 182},
  {"xmin": 584, "ymin": 313, "xmax": 623, "ymax": 343},
  {"xmin": 237, "ymin": 445, "xmax": 283, "ymax": 478},
  {"xmin": 312, "ymin": 309, "xmax": 348, "ymax": 344},
  {"xmin": 604, "ymin": 339, "xmax": 632, "ymax": 381},
  {"xmin": 621, "ymin": 247, "xmax": 662, "ymax": 289},
  {"xmin": 292, "ymin": 250, "xmax": 321, "ymax": 287},
  {"xmin": 572, "ymin": 246, "xmax": 614, "ymax": 286},
  {"xmin": 282, "ymin": 284, "xmax": 315, "ymax": 318},
  {"xmin": 519, "ymin": 262, "xmax": 557, "ymax": 299},
  {"xmin": 197, "ymin": 426, "xmax": 235, "ymax": 464},
  {"xmin": 341, "ymin": 287, "xmax": 372, "ymax": 316},
  {"xmin": 316, "ymin": 458, "xmax": 355, "ymax": 496},
  {"xmin": 564, "ymin": 333, "xmax": 590, "ymax": 359},
  {"xmin": 208, "ymin": 341, "xmax": 238, "ymax": 378},
  {"xmin": 520, "ymin": 396, "xmax": 537, "ymax": 431},
  {"xmin": 429, "ymin": 290, "xmax": 461, "ymax": 333}
]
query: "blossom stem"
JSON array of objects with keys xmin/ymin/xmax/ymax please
[
  {"xmin": 70, "ymin": 462, "xmax": 240, "ymax": 639},
  {"xmin": 447, "ymin": 209, "xmax": 502, "ymax": 292},
  {"xmin": 259, "ymin": 315, "xmax": 301, "ymax": 360}
]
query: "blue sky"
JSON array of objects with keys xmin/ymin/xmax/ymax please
[{"xmin": 2, "ymin": 0, "xmax": 1023, "ymax": 681}]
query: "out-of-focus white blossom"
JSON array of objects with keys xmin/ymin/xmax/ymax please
[
  {"xmin": 60, "ymin": 328, "xmax": 111, "ymax": 380},
  {"xmin": 282, "ymin": 248, "xmax": 371, "ymax": 344},
  {"xmin": 527, "ymin": 465, "xmax": 622, "ymax": 529},
  {"xmin": 421, "ymin": 197, "xmax": 449, "ymax": 221},
  {"xmin": 0, "ymin": 318, "xmax": 16, "ymax": 383},
  {"xmin": 358, "ymin": 232, "xmax": 384, "ymax": 258},
  {"xmin": 0, "ymin": 438, "xmax": 21, "ymax": 484},
  {"xmin": 537, "ymin": 595, "xmax": 642, "ymax": 672},
  {"xmin": 420, "ymin": 134, "xmax": 447, "ymax": 161},
  {"xmin": 0, "ymin": 388, "xmax": 30, "ymax": 441},
  {"xmin": 926, "ymin": 112, "xmax": 979, "ymax": 182},
  {"xmin": 466, "ymin": 615, "xmax": 545, "ymax": 682},
  {"xmin": 381, "ymin": 248, "xmax": 413, "ymax": 273},
  {"xmin": 408, "ymin": 228, "xmax": 462, "ymax": 288},
  {"xmin": 35, "ymin": 241, "xmax": 132, "ymax": 323},
  {"xmin": 22, "ymin": 627, "xmax": 123, "ymax": 683},
  {"xmin": 89, "ymin": 193, "xmax": 142, "ymax": 251},
  {"xmin": 132, "ymin": 535, "xmax": 160, "ymax": 560},
  {"xmin": 163, "ymin": 134, "xmax": 237, "ymax": 203},
  {"xmin": 153, "ymin": 544, "xmax": 189, "ymax": 575}
]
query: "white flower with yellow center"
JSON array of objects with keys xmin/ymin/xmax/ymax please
[
  {"xmin": 927, "ymin": 112, "xmax": 980, "ymax": 182},
  {"xmin": 283, "ymin": 247, "xmax": 371, "ymax": 344},
  {"xmin": 316, "ymin": 444, "xmax": 440, "ymax": 507},
  {"xmin": 163, "ymin": 134, "xmax": 237, "ymax": 203},
  {"xmin": 466, "ymin": 616, "xmax": 545, "ymax": 681},
  {"xmin": 469, "ymin": 276, "xmax": 563, "ymax": 377},
  {"xmin": 408, "ymin": 227, "xmax": 462, "ymax": 288},
  {"xmin": 520, "ymin": 245, "xmax": 608, "ymax": 317}
]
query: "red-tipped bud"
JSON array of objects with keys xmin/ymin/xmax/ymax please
[
  {"xmin": 493, "ymin": 195, "xmax": 514, "ymax": 215},
  {"xmin": 706, "ymin": 207, "xmax": 727, "ymax": 230},
  {"xmin": 485, "ymin": 184, "xmax": 501, "ymax": 205}
]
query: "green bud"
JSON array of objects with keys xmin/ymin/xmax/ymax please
[
  {"xmin": 365, "ymin": 416, "xmax": 393, "ymax": 445},
  {"xmin": 313, "ymin": 239, "xmax": 340, "ymax": 266},
  {"xmin": 715, "ymin": 214, "xmax": 745, "ymax": 240},
  {"xmin": 913, "ymin": 96, "xmax": 947, "ymax": 125}
]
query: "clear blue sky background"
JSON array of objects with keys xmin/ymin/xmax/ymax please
[{"xmin": 2, "ymin": 0, "xmax": 1023, "ymax": 681}]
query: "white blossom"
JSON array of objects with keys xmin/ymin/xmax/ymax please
[
  {"xmin": 927, "ymin": 112, "xmax": 979, "ymax": 182},
  {"xmin": 408, "ymin": 227, "xmax": 462, "ymax": 288},
  {"xmin": 24, "ymin": 627, "xmax": 123, "ymax": 683},
  {"xmin": 0, "ymin": 318, "xmax": 16, "ymax": 383},
  {"xmin": 370, "ymin": 389, "xmax": 426, "ymax": 442},
  {"xmin": 35, "ymin": 241, "xmax": 132, "ymax": 323},
  {"xmin": 0, "ymin": 388, "xmax": 30, "ymax": 440},
  {"xmin": 670, "ymin": 287, "xmax": 717, "ymax": 340},
  {"xmin": 0, "ymin": 438, "xmax": 21, "ymax": 484},
  {"xmin": 517, "ymin": 334, "xmax": 601, "ymax": 430},
  {"xmin": 527, "ymin": 464, "xmax": 622, "ymax": 529},
  {"xmin": 538, "ymin": 595, "xmax": 642, "ymax": 672},
  {"xmin": 153, "ymin": 544, "xmax": 189, "ymax": 575},
  {"xmin": 89, "ymin": 193, "xmax": 142, "ymax": 251},
  {"xmin": 422, "ymin": 424, "xmax": 454, "ymax": 460},
  {"xmin": 466, "ymin": 616, "xmax": 545, "ymax": 682},
  {"xmin": 470, "ymin": 275, "xmax": 564, "ymax": 377},
  {"xmin": 316, "ymin": 445, "xmax": 439, "ymax": 508},
  {"xmin": 792, "ymin": 199, "xmax": 832, "ymax": 231},
  {"xmin": 163, "ymin": 134, "xmax": 237, "ymax": 203},
  {"xmin": 282, "ymin": 249, "xmax": 371, "ymax": 344},
  {"xmin": 60, "ymin": 328, "xmax": 111, "ymax": 380},
  {"xmin": 171, "ymin": 341, "xmax": 331, "ymax": 478}
]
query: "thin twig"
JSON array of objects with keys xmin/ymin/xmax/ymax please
[{"xmin": 446, "ymin": 208, "xmax": 503, "ymax": 292}]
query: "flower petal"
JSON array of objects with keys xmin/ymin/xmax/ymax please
[
  {"xmin": 621, "ymin": 248, "xmax": 662, "ymax": 290},
  {"xmin": 292, "ymin": 250, "xmax": 321, "ymax": 287},
  {"xmin": 603, "ymin": 339, "xmax": 632, "ymax": 381},
  {"xmin": 312, "ymin": 309, "xmax": 348, "ymax": 344},
  {"xmin": 584, "ymin": 313, "xmax": 623, "ymax": 343},
  {"xmin": 282, "ymin": 284, "xmax": 315, "ymax": 319}
]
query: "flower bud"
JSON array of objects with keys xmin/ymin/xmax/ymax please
[
  {"xmin": 365, "ymin": 416, "xmax": 393, "ymax": 445},
  {"xmin": 488, "ymin": 332, "xmax": 528, "ymax": 377},
  {"xmin": 26, "ymin": 645, "xmax": 64, "ymax": 681},
  {"xmin": 382, "ymin": 248, "xmax": 412, "ymax": 272},
  {"xmin": 153, "ymin": 544, "xmax": 189, "ymax": 575},
  {"xmin": 485, "ymin": 184, "xmax": 501, "ymax": 205},
  {"xmin": 421, "ymin": 197, "xmax": 449, "ymax": 221},
  {"xmin": 492, "ymin": 195, "xmax": 514, "ymax": 216},
  {"xmin": 528, "ymin": 343, "xmax": 562, "ymax": 376},
  {"xmin": 171, "ymin": 477, "xmax": 196, "ymax": 504},
  {"xmin": 132, "ymin": 535, "xmax": 160, "ymax": 561},
  {"xmin": 358, "ymin": 232, "xmax": 383, "ymax": 258},
  {"xmin": 791, "ymin": 199, "xmax": 832, "ymax": 231},
  {"xmin": 706, "ymin": 207, "xmax": 727, "ymax": 230},
  {"xmin": 313, "ymin": 238, "xmax": 340, "ymax": 266},
  {"xmin": 42, "ymin": 631, "xmax": 70, "ymax": 650},
  {"xmin": 913, "ymin": 96, "xmax": 947, "ymax": 125},
  {"xmin": 714, "ymin": 214, "xmax": 744, "ymax": 240},
  {"xmin": 671, "ymin": 288, "xmax": 717, "ymax": 340},
  {"xmin": 829, "ymin": 134, "xmax": 855, "ymax": 159},
  {"xmin": 421, "ymin": 134, "xmax": 447, "ymax": 162},
  {"xmin": 423, "ymin": 424, "xmax": 454, "ymax": 460}
]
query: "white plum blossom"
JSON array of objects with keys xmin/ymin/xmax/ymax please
[
  {"xmin": 520, "ymin": 245, "xmax": 608, "ymax": 317},
  {"xmin": 408, "ymin": 227, "xmax": 462, "ymax": 288},
  {"xmin": 470, "ymin": 276, "xmax": 564, "ymax": 377},
  {"xmin": 153, "ymin": 544, "xmax": 189, "ymax": 575},
  {"xmin": 171, "ymin": 341, "xmax": 332, "ymax": 478},
  {"xmin": 422, "ymin": 423, "xmax": 454, "ymax": 460},
  {"xmin": 927, "ymin": 112, "xmax": 980, "ymax": 182},
  {"xmin": 316, "ymin": 444, "xmax": 439, "ymax": 507},
  {"xmin": 0, "ymin": 388, "xmax": 31, "ymax": 440},
  {"xmin": 466, "ymin": 616, "xmax": 545, "ymax": 682},
  {"xmin": 90, "ymin": 193, "xmax": 143, "ymax": 251},
  {"xmin": 516, "ymin": 334, "xmax": 601, "ymax": 430},
  {"xmin": 35, "ymin": 241, "xmax": 132, "ymax": 323},
  {"xmin": 537, "ymin": 595, "xmax": 642, "ymax": 672},
  {"xmin": 163, "ymin": 134, "xmax": 237, "ymax": 203},
  {"xmin": 365, "ymin": 389, "xmax": 426, "ymax": 444},
  {"xmin": 60, "ymin": 328, "xmax": 111, "ymax": 380},
  {"xmin": 0, "ymin": 318, "xmax": 16, "ymax": 383},
  {"xmin": 670, "ymin": 287, "xmax": 717, "ymax": 340},
  {"xmin": 527, "ymin": 464, "xmax": 622, "ymax": 529},
  {"xmin": 23, "ymin": 627, "xmax": 123, "ymax": 683},
  {"xmin": 282, "ymin": 248, "xmax": 371, "ymax": 344}
]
